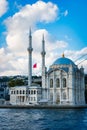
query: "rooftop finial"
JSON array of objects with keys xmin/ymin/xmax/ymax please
[{"xmin": 62, "ymin": 53, "xmax": 65, "ymax": 58}]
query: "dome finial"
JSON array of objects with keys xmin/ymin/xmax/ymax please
[{"xmin": 62, "ymin": 52, "xmax": 65, "ymax": 58}]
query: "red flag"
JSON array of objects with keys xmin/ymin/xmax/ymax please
[{"xmin": 33, "ymin": 63, "xmax": 37, "ymax": 68}]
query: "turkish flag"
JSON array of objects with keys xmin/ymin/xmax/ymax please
[{"xmin": 33, "ymin": 63, "xmax": 37, "ymax": 68}]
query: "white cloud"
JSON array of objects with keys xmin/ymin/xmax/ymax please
[
  {"xmin": 0, "ymin": 0, "xmax": 8, "ymax": 17},
  {"xmin": 4, "ymin": 1, "xmax": 58, "ymax": 53}
]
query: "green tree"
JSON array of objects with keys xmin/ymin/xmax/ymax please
[
  {"xmin": 15, "ymin": 79, "xmax": 25, "ymax": 86},
  {"xmin": 8, "ymin": 80, "xmax": 16, "ymax": 87},
  {"xmin": 8, "ymin": 79, "xmax": 25, "ymax": 87}
]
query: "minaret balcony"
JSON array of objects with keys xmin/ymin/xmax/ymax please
[
  {"xmin": 27, "ymin": 48, "xmax": 33, "ymax": 53},
  {"xmin": 41, "ymin": 51, "xmax": 46, "ymax": 56}
]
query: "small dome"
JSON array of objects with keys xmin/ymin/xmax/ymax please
[{"xmin": 53, "ymin": 57, "xmax": 75, "ymax": 65}]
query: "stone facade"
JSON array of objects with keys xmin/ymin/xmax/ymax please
[
  {"xmin": 45, "ymin": 58, "xmax": 85, "ymax": 105},
  {"xmin": 10, "ymin": 85, "xmax": 41, "ymax": 105}
]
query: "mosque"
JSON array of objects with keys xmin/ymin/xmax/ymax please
[{"xmin": 10, "ymin": 30, "xmax": 85, "ymax": 106}]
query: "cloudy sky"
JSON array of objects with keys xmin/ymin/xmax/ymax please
[{"xmin": 0, "ymin": 0, "xmax": 87, "ymax": 76}]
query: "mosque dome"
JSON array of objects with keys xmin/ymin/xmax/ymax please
[{"xmin": 53, "ymin": 54, "xmax": 75, "ymax": 66}]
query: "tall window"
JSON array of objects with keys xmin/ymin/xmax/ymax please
[
  {"xmin": 31, "ymin": 90, "xmax": 33, "ymax": 94},
  {"xmin": 50, "ymin": 79, "xmax": 53, "ymax": 88},
  {"xmin": 17, "ymin": 90, "xmax": 18, "ymax": 94},
  {"xmin": 11, "ymin": 91, "xmax": 13, "ymax": 94},
  {"xmin": 63, "ymin": 92, "xmax": 66, "ymax": 100},
  {"xmin": 23, "ymin": 90, "xmax": 25, "ymax": 94},
  {"xmin": 34, "ymin": 90, "xmax": 36, "ymax": 94},
  {"xmin": 63, "ymin": 78, "xmax": 66, "ymax": 87},
  {"xmin": 20, "ymin": 90, "xmax": 22, "ymax": 94},
  {"xmin": 56, "ymin": 78, "xmax": 60, "ymax": 88},
  {"xmin": 56, "ymin": 93, "xmax": 60, "ymax": 104}
]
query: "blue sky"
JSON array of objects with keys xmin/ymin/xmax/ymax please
[{"xmin": 0, "ymin": 0, "xmax": 87, "ymax": 75}]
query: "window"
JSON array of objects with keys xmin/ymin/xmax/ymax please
[
  {"xmin": 63, "ymin": 78, "xmax": 66, "ymax": 87},
  {"xmin": 11, "ymin": 91, "xmax": 13, "ymax": 94},
  {"xmin": 1, "ymin": 94, "xmax": 3, "ymax": 97},
  {"xmin": 31, "ymin": 90, "xmax": 33, "ymax": 94},
  {"xmin": 50, "ymin": 79, "xmax": 53, "ymax": 88},
  {"xmin": 31, "ymin": 97, "xmax": 33, "ymax": 101},
  {"xmin": 56, "ymin": 93, "xmax": 60, "ymax": 104},
  {"xmin": 20, "ymin": 90, "xmax": 22, "ymax": 94},
  {"xmin": 56, "ymin": 78, "xmax": 60, "ymax": 88},
  {"xmin": 34, "ymin": 97, "xmax": 36, "ymax": 101},
  {"xmin": 23, "ymin": 90, "xmax": 25, "ymax": 94},
  {"xmin": 34, "ymin": 90, "xmax": 36, "ymax": 94},
  {"xmin": 22, "ymin": 96, "xmax": 24, "ymax": 102},
  {"xmin": 63, "ymin": 92, "xmax": 66, "ymax": 100},
  {"xmin": 17, "ymin": 90, "xmax": 18, "ymax": 94}
]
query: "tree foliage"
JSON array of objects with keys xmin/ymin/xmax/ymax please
[{"xmin": 8, "ymin": 79, "xmax": 25, "ymax": 87}]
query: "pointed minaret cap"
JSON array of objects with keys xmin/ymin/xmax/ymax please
[
  {"xmin": 62, "ymin": 53, "xmax": 65, "ymax": 58},
  {"xmin": 42, "ymin": 34, "xmax": 44, "ymax": 41},
  {"xmin": 29, "ymin": 27, "xmax": 31, "ymax": 36}
]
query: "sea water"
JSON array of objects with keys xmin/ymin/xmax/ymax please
[{"xmin": 0, "ymin": 108, "xmax": 87, "ymax": 130}]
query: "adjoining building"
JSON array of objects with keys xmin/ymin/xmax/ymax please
[
  {"xmin": 10, "ymin": 30, "xmax": 85, "ymax": 106},
  {"xmin": 0, "ymin": 77, "xmax": 9, "ymax": 100},
  {"xmin": 10, "ymin": 85, "xmax": 41, "ymax": 105}
]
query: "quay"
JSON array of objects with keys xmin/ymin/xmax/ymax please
[{"xmin": 0, "ymin": 105, "xmax": 87, "ymax": 109}]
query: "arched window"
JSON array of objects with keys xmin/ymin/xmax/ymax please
[
  {"xmin": 17, "ymin": 90, "xmax": 18, "ymax": 94},
  {"xmin": 20, "ymin": 90, "xmax": 22, "ymax": 94},
  {"xmin": 31, "ymin": 90, "xmax": 33, "ymax": 94},
  {"xmin": 50, "ymin": 79, "xmax": 53, "ymax": 88},
  {"xmin": 63, "ymin": 78, "xmax": 66, "ymax": 87},
  {"xmin": 23, "ymin": 90, "xmax": 25, "ymax": 94},
  {"xmin": 56, "ymin": 93, "xmax": 60, "ymax": 104},
  {"xmin": 56, "ymin": 78, "xmax": 60, "ymax": 88},
  {"xmin": 34, "ymin": 90, "xmax": 36, "ymax": 94}
]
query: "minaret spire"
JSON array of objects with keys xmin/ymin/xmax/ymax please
[
  {"xmin": 41, "ymin": 34, "xmax": 46, "ymax": 99},
  {"xmin": 27, "ymin": 28, "xmax": 33, "ymax": 86},
  {"xmin": 41, "ymin": 34, "xmax": 46, "ymax": 67},
  {"xmin": 29, "ymin": 27, "xmax": 31, "ymax": 37}
]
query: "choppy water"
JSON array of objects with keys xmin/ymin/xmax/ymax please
[{"xmin": 0, "ymin": 108, "xmax": 87, "ymax": 130}]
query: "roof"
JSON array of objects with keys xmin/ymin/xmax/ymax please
[{"xmin": 53, "ymin": 57, "xmax": 75, "ymax": 66}]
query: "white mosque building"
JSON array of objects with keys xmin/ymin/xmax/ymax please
[{"xmin": 10, "ymin": 30, "xmax": 85, "ymax": 106}]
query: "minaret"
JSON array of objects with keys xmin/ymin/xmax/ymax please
[
  {"xmin": 41, "ymin": 34, "xmax": 46, "ymax": 99},
  {"xmin": 27, "ymin": 29, "xmax": 33, "ymax": 86}
]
